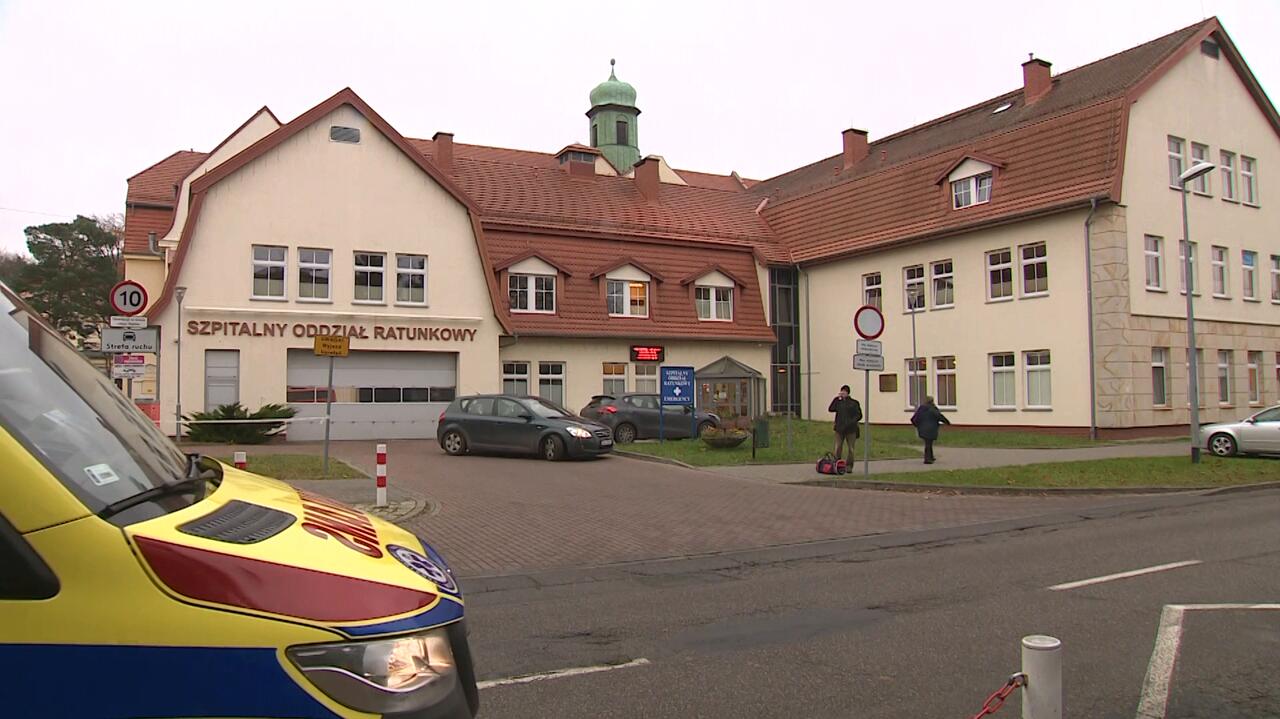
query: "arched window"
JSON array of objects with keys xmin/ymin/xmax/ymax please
[
  {"xmin": 590, "ymin": 124, "xmax": 598, "ymax": 147},
  {"xmin": 616, "ymin": 120, "xmax": 629, "ymax": 146}
]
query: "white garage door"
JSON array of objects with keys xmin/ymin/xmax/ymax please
[{"xmin": 286, "ymin": 350, "xmax": 457, "ymax": 440}]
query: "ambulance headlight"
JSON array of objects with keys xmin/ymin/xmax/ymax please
[{"xmin": 287, "ymin": 626, "xmax": 457, "ymax": 713}]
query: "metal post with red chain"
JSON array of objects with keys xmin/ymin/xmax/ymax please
[{"xmin": 970, "ymin": 673, "xmax": 1026, "ymax": 719}]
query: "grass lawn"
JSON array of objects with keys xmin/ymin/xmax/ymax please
[
  {"xmin": 868, "ymin": 424, "xmax": 1116, "ymax": 449},
  {"xmin": 213, "ymin": 454, "xmax": 366, "ymax": 480},
  {"xmin": 854, "ymin": 456, "xmax": 1279, "ymax": 489},
  {"xmin": 622, "ymin": 419, "xmax": 918, "ymax": 466}
]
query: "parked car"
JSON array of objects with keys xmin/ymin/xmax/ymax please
[
  {"xmin": 437, "ymin": 394, "xmax": 613, "ymax": 460},
  {"xmin": 579, "ymin": 393, "xmax": 720, "ymax": 444},
  {"xmin": 1201, "ymin": 404, "xmax": 1280, "ymax": 456},
  {"xmin": 0, "ymin": 281, "xmax": 480, "ymax": 719}
]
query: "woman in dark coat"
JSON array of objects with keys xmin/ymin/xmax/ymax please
[{"xmin": 910, "ymin": 395, "xmax": 950, "ymax": 464}]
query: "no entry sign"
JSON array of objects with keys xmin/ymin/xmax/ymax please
[{"xmin": 853, "ymin": 305, "xmax": 884, "ymax": 340}]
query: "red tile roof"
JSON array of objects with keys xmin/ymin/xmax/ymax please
[
  {"xmin": 488, "ymin": 231, "xmax": 775, "ymax": 341},
  {"xmin": 122, "ymin": 205, "xmax": 171, "ymax": 255},
  {"xmin": 125, "ymin": 150, "xmax": 206, "ymax": 206}
]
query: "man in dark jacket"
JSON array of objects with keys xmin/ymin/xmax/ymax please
[
  {"xmin": 828, "ymin": 384, "xmax": 863, "ymax": 462},
  {"xmin": 910, "ymin": 395, "xmax": 950, "ymax": 464}
]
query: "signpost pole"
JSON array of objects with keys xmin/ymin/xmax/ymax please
[
  {"xmin": 690, "ymin": 371, "xmax": 697, "ymax": 439},
  {"xmin": 323, "ymin": 354, "xmax": 334, "ymax": 477},
  {"xmin": 864, "ymin": 368, "xmax": 871, "ymax": 478},
  {"xmin": 658, "ymin": 400, "xmax": 664, "ymax": 444}
]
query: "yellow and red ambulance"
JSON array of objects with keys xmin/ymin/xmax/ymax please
[{"xmin": 0, "ymin": 282, "xmax": 478, "ymax": 719}]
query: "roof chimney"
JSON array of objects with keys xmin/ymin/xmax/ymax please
[
  {"xmin": 432, "ymin": 132, "xmax": 454, "ymax": 173},
  {"xmin": 1022, "ymin": 56, "xmax": 1052, "ymax": 104},
  {"xmin": 634, "ymin": 156, "xmax": 661, "ymax": 203},
  {"xmin": 842, "ymin": 128, "xmax": 869, "ymax": 171}
]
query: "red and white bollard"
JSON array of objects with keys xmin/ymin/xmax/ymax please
[
  {"xmin": 233, "ymin": 451, "xmax": 247, "ymax": 470},
  {"xmin": 375, "ymin": 443, "xmax": 388, "ymax": 507}
]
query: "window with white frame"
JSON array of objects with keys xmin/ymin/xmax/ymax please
[
  {"xmin": 951, "ymin": 172, "xmax": 992, "ymax": 209},
  {"xmin": 1272, "ymin": 255, "xmax": 1280, "ymax": 302},
  {"xmin": 1168, "ymin": 136, "xmax": 1185, "ymax": 188},
  {"xmin": 931, "ymin": 260, "xmax": 954, "ymax": 308},
  {"xmin": 297, "ymin": 248, "xmax": 330, "ymax": 300},
  {"xmin": 396, "ymin": 254, "xmax": 427, "ymax": 305},
  {"xmin": 1240, "ymin": 156, "xmax": 1258, "ymax": 205},
  {"xmin": 1020, "ymin": 242, "xmax": 1048, "ymax": 296},
  {"xmin": 904, "ymin": 265, "xmax": 925, "ymax": 312},
  {"xmin": 987, "ymin": 248, "xmax": 1013, "ymax": 300},
  {"xmin": 634, "ymin": 363, "xmax": 658, "ymax": 393},
  {"xmin": 1247, "ymin": 351, "xmax": 1262, "ymax": 405},
  {"xmin": 1151, "ymin": 347, "xmax": 1170, "ymax": 407},
  {"xmin": 607, "ymin": 279, "xmax": 649, "ymax": 317},
  {"xmin": 990, "ymin": 353, "xmax": 1016, "ymax": 409},
  {"xmin": 934, "ymin": 356, "xmax": 957, "ymax": 409},
  {"xmin": 1144, "ymin": 235, "xmax": 1164, "ymax": 290},
  {"xmin": 354, "ymin": 252, "xmax": 385, "ymax": 302},
  {"xmin": 502, "ymin": 361, "xmax": 529, "ymax": 396},
  {"xmin": 906, "ymin": 357, "xmax": 927, "ymax": 408},
  {"xmin": 1191, "ymin": 143, "xmax": 1211, "ymax": 194},
  {"xmin": 1242, "ymin": 250, "xmax": 1258, "ymax": 300},
  {"xmin": 538, "ymin": 361, "xmax": 565, "ymax": 405},
  {"xmin": 1024, "ymin": 350, "xmax": 1052, "ymax": 408},
  {"xmin": 1211, "ymin": 245, "xmax": 1229, "ymax": 297},
  {"xmin": 509, "ymin": 274, "xmax": 555, "ymax": 313},
  {"xmin": 252, "ymin": 245, "xmax": 287, "ymax": 299},
  {"xmin": 695, "ymin": 286, "xmax": 733, "ymax": 321},
  {"xmin": 602, "ymin": 362, "xmax": 627, "ymax": 395},
  {"xmin": 863, "ymin": 272, "xmax": 882, "ymax": 310},
  {"xmin": 1220, "ymin": 151, "xmax": 1237, "ymax": 200},
  {"xmin": 1179, "ymin": 241, "xmax": 1198, "ymax": 294},
  {"xmin": 1218, "ymin": 350, "xmax": 1233, "ymax": 404}
]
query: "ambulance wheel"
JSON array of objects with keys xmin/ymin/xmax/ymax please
[{"xmin": 442, "ymin": 430, "xmax": 467, "ymax": 456}]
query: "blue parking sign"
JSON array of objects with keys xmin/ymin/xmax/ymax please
[{"xmin": 661, "ymin": 366, "xmax": 695, "ymax": 405}]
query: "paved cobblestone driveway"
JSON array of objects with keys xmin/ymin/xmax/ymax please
[{"xmin": 274, "ymin": 440, "xmax": 1139, "ymax": 577}]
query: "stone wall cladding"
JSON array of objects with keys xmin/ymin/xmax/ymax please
[{"xmin": 1092, "ymin": 204, "xmax": 1280, "ymax": 430}]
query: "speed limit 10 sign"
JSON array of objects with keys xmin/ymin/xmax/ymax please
[{"xmin": 109, "ymin": 280, "xmax": 149, "ymax": 316}]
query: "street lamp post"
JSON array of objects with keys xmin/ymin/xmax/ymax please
[
  {"xmin": 1178, "ymin": 161, "xmax": 1215, "ymax": 464},
  {"xmin": 175, "ymin": 286, "xmax": 187, "ymax": 440}
]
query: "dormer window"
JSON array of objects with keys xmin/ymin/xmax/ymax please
[
  {"xmin": 607, "ymin": 279, "xmax": 648, "ymax": 317},
  {"xmin": 952, "ymin": 172, "xmax": 992, "ymax": 208},
  {"xmin": 509, "ymin": 274, "xmax": 555, "ymax": 313},
  {"xmin": 558, "ymin": 150, "xmax": 597, "ymax": 165},
  {"xmin": 688, "ymin": 268, "xmax": 737, "ymax": 321}
]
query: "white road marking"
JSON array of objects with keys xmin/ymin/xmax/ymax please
[
  {"xmin": 1135, "ymin": 604, "xmax": 1280, "ymax": 719},
  {"xmin": 1048, "ymin": 560, "xmax": 1202, "ymax": 592},
  {"xmin": 477, "ymin": 658, "xmax": 652, "ymax": 690}
]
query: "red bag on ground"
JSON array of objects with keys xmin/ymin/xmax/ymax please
[
  {"xmin": 835, "ymin": 459, "xmax": 848, "ymax": 475},
  {"xmin": 816, "ymin": 454, "xmax": 839, "ymax": 475}
]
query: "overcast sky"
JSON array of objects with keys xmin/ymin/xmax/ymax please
[{"xmin": 1, "ymin": 0, "xmax": 1276, "ymax": 255}]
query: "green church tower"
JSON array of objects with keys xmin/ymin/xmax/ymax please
[{"xmin": 587, "ymin": 59, "xmax": 641, "ymax": 171}]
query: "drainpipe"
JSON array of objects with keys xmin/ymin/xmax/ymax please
[
  {"xmin": 1084, "ymin": 198, "xmax": 1099, "ymax": 441},
  {"xmin": 799, "ymin": 264, "xmax": 812, "ymax": 420}
]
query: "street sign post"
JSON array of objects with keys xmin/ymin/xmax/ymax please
[
  {"xmin": 109, "ymin": 280, "xmax": 149, "ymax": 317},
  {"xmin": 659, "ymin": 365, "xmax": 696, "ymax": 443},
  {"xmin": 101, "ymin": 327, "xmax": 159, "ymax": 353},
  {"xmin": 313, "ymin": 335, "xmax": 350, "ymax": 476},
  {"xmin": 852, "ymin": 304, "xmax": 885, "ymax": 479}
]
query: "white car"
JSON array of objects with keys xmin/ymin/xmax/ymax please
[{"xmin": 1201, "ymin": 404, "xmax": 1280, "ymax": 457}]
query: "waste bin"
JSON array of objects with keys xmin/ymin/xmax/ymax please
[{"xmin": 753, "ymin": 417, "xmax": 770, "ymax": 448}]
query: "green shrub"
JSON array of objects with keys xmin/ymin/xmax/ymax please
[{"xmin": 183, "ymin": 402, "xmax": 296, "ymax": 444}]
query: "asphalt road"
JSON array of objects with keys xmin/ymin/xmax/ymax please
[{"xmin": 462, "ymin": 489, "xmax": 1280, "ymax": 718}]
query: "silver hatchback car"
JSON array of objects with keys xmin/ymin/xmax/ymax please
[{"xmin": 1201, "ymin": 404, "xmax": 1280, "ymax": 456}]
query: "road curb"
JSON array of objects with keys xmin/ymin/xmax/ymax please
[
  {"xmin": 795, "ymin": 477, "xmax": 1280, "ymax": 496},
  {"xmin": 612, "ymin": 449, "xmax": 697, "ymax": 470}
]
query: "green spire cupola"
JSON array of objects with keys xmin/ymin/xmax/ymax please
[{"xmin": 587, "ymin": 59, "xmax": 641, "ymax": 171}]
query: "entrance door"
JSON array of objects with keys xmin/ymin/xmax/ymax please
[{"xmin": 204, "ymin": 350, "xmax": 240, "ymax": 411}]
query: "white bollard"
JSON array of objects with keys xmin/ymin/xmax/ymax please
[
  {"xmin": 1022, "ymin": 635, "xmax": 1063, "ymax": 719},
  {"xmin": 375, "ymin": 443, "xmax": 388, "ymax": 508},
  {"xmin": 233, "ymin": 451, "xmax": 247, "ymax": 470}
]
